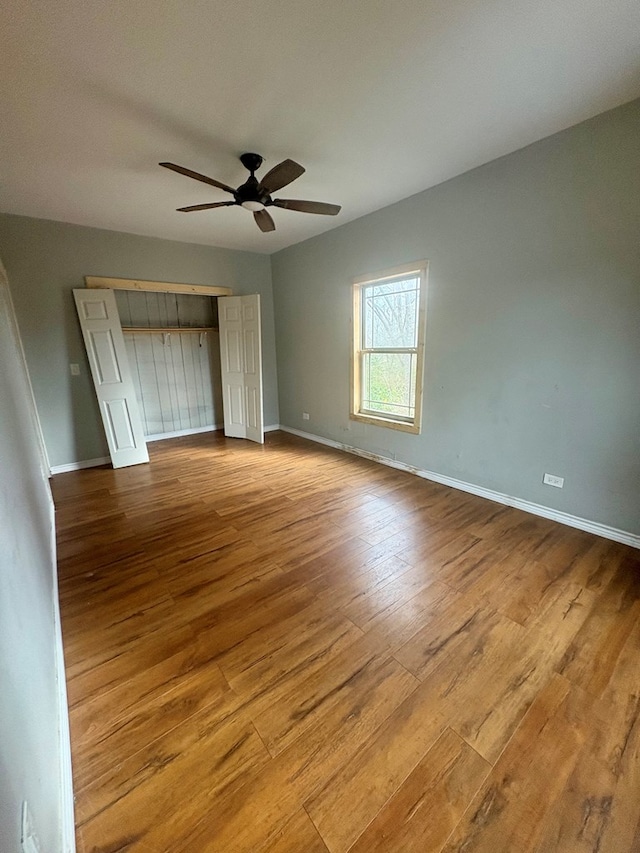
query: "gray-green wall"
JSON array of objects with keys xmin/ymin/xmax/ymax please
[
  {"xmin": 0, "ymin": 216, "xmax": 279, "ymax": 467},
  {"xmin": 1, "ymin": 260, "xmax": 66, "ymax": 853},
  {"xmin": 271, "ymin": 99, "xmax": 640, "ymax": 535}
]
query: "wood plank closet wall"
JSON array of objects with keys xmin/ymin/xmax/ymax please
[{"xmin": 115, "ymin": 291, "xmax": 223, "ymax": 437}]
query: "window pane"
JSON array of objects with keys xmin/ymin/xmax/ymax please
[
  {"xmin": 362, "ymin": 352, "xmax": 416, "ymax": 419},
  {"xmin": 363, "ymin": 278, "xmax": 419, "ymax": 349}
]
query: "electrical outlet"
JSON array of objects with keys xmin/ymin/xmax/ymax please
[
  {"xmin": 543, "ymin": 472, "xmax": 564, "ymax": 488},
  {"xmin": 302, "ymin": 412, "xmax": 310, "ymax": 420},
  {"xmin": 21, "ymin": 802, "xmax": 41, "ymax": 853},
  {"xmin": 69, "ymin": 363, "xmax": 80, "ymax": 376}
]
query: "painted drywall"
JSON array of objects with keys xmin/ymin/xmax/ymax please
[
  {"xmin": 0, "ymin": 215, "xmax": 279, "ymax": 467},
  {"xmin": 271, "ymin": 98, "xmax": 640, "ymax": 535},
  {"xmin": 0, "ymin": 259, "xmax": 69, "ymax": 851}
]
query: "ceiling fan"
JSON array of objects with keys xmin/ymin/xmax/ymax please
[{"xmin": 160, "ymin": 153, "xmax": 341, "ymax": 232}]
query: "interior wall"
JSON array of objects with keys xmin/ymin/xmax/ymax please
[
  {"xmin": 0, "ymin": 258, "xmax": 69, "ymax": 852},
  {"xmin": 271, "ymin": 98, "xmax": 640, "ymax": 535},
  {"xmin": 0, "ymin": 215, "xmax": 279, "ymax": 467}
]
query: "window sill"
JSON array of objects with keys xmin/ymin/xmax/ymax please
[{"xmin": 349, "ymin": 412, "xmax": 421, "ymax": 435}]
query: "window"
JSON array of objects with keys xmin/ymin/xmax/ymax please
[{"xmin": 351, "ymin": 261, "xmax": 427, "ymax": 434}]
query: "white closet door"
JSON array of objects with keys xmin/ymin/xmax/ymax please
[
  {"xmin": 73, "ymin": 289, "xmax": 149, "ymax": 468},
  {"xmin": 218, "ymin": 295, "xmax": 264, "ymax": 444}
]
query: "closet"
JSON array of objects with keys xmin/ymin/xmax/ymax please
[
  {"xmin": 75, "ymin": 278, "xmax": 264, "ymax": 469},
  {"xmin": 115, "ymin": 290, "xmax": 223, "ymax": 439}
]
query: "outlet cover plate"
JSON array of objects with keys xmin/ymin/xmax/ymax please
[{"xmin": 543, "ymin": 472, "xmax": 564, "ymax": 488}]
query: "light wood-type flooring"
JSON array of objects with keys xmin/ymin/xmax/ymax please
[{"xmin": 53, "ymin": 431, "xmax": 640, "ymax": 853}]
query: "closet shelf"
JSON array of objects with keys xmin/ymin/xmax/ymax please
[{"xmin": 121, "ymin": 326, "xmax": 216, "ymax": 334}]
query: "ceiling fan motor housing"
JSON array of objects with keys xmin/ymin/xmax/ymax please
[
  {"xmin": 237, "ymin": 154, "xmax": 271, "ymax": 207},
  {"xmin": 235, "ymin": 175, "xmax": 271, "ymax": 206}
]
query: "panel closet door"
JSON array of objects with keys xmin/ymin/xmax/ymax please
[
  {"xmin": 74, "ymin": 288, "xmax": 149, "ymax": 468},
  {"xmin": 218, "ymin": 294, "xmax": 264, "ymax": 444}
]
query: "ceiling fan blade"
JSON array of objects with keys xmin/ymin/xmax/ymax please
[
  {"xmin": 259, "ymin": 159, "xmax": 305, "ymax": 193},
  {"xmin": 273, "ymin": 199, "xmax": 341, "ymax": 215},
  {"xmin": 176, "ymin": 201, "xmax": 237, "ymax": 212},
  {"xmin": 159, "ymin": 162, "xmax": 236, "ymax": 195},
  {"xmin": 254, "ymin": 209, "xmax": 276, "ymax": 232}
]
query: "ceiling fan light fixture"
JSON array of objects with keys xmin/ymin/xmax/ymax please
[{"xmin": 241, "ymin": 200, "xmax": 265, "ymax": 212}]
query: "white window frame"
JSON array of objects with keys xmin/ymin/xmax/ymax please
[{"xmin": 351, "ymin": 260, "xmax": 428, "ymax": 434}]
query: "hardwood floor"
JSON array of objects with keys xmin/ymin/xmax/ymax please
[{"xmin": 52, "ymin": 430, "xmax": 640, "ymax": 853}]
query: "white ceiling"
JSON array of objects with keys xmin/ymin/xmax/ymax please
[{"xmin": 1, "ymin": 0, "xmax": 639, "ymax": 254}]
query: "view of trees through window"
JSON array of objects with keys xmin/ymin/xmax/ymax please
[{"xmin": 360, "ymin": 276, "xmax": 420, "ymax": 420}]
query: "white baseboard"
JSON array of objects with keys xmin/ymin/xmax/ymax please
[
  {"xmin": 145, "ymin": 424, "xmax": 222, "ymax": 442},
  {"xmin": 51, "ymin": 516, "xmax": 76, "ymax": 852},
  {"xmin": 50, "ymin": 456, "xmax": 110, "ymax": 475},
  {"xmin": 280, "ymin": 426, "xmax": 640, "ymax": 549},
  {"xmin": 51, "ymin": 426, "xmax": 284, "ymax": 474},
  {"xmin": 55, "ymin": 594, "xmax": 76, "ymax": 852},
  {"xmin": 147, "ymin": 424, "xmax": 282, "ymax": 440}
]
